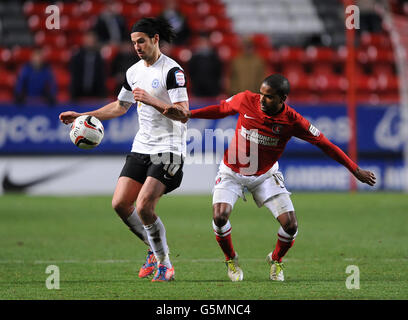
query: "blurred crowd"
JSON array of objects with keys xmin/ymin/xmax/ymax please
[{"xmin": 1, "ymin": 0, "xmax": 407, "ymax": 106}]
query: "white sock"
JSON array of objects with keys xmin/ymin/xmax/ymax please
[
  {"xmin": 212, "ymin": 220, "xmax": 232, "ymax": 237},
  {"xmin": 127, "ymin": 208, "xmax": 150, "ymax": 246},
  {"xmin": 277, "ymin": 226, "xmax": 298, "ymax": 242},
  {"xmin": 143, "ymin": 217, "xmax": 171, "ymax": 268}
]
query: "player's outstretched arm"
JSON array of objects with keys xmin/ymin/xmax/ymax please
[
  {"xmin": 353, "ymin": 167, "xmax": 376, "ymax": 186},
  {"xmin": 59, "ymin": 100, "xmax": 131, "ymax": 124},
  {"xmin": 315, "ymin": 136, "xmax": 377, "ymax": 186}
]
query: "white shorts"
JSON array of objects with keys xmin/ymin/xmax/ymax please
[{"xmin": 212, "ymin": 161, "xmax": 294, "ymax": 218}]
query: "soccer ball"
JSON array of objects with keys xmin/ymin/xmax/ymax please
[{"xmin": 69, "ymin": 115, "xmax": 104, "ymax": 149}]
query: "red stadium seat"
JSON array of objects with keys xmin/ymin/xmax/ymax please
[
  {"xmin": 23, "ymin": 1, "xmax": 49, "ymax": 16},
  {"xmin": 57, "ymin": 89, "xmax": 70, "ymax": 103},
  {"xmin": 100, "ymin": 44, "xmax": 120, "ymax": 64},
  {"xmin": 372, "ymin": 63, "xmax": 395, "ymax": 77},
  {"xmin": 282, "ymin": 67, "xmax": 310, "ymax": 91},
  {"xmin": 179, "ymin": 2, "xmax": 195, "ymax": 16},
  {"xmin": 79, "ymin": 1, "xmax": 105, "ymax": 16},
  {"xmin": 203, "ymin": 16, "xmax": 232, "ymax": 32},
  {"xmin": 305, "ymin": 46, "xmax": 337, "ymax": 63},
  {"xmin": 53, "ymin": 67, "xmax": 70, "ymax": 89},
  {"xmin": 170, "ymin": 46, "xmax": 192, "ymax": 64},
  {"xmin": 136, "ymin": 1, "xmax": 162, "ymax": 16},
  {"xmin": 311, "ymin": 63, "xmax": 336, "ymax": 76},
  {"xmin": 378, "ymin": 92, "xmax": 400, "ymax": 103},
  {"xmin": 0, "ymin": 69, "xmax": 15, "ymax": 89},
  {"xmin": 319, "ymin": 91, "xmax": 347, "ymax": 102},
  {"xmin": 377, "ymin": 74, "xmax": 399, "ymax": 92},
  {"xmin": 366, "ymin": 46, "xmax": 394, "ymax": 64},
  {"xmin": 58, "ymin": 2, "xmax": 81, "ymax": 17},
  {"xmin": 360, "ymin": 32, "xmax": 391, "ymax": 48},
  {"xmin": 357, "ymin": 92, "xmax": 380, "ymax": 104},
  {"xmin": 278, "ymin": 47, "xmax": 306, "ymax": 63},
  {"xmin": 120, "ymin": 3, "xmax": 142, "ymax": 20},
  {"xmin": 0, "ymin": 48, "xmax": 12, "ymax": 64},
  {"xmin": 43, "ymin": 48, "xmax": 71, "ymax": 65},
  {"xmin": 60, "ymin": 16, "xmax": 91, "ymax": 32},
  {"xmin": 195, "ymin": 2, "xmax": 225, "ymax": 16},
  {"xmin": 356, "ymin": 75, "xmax": 378, "ymax": 92},
  {"xmin": 252, "ymin": 34, "xmax": 272, "ymax": 50},
  {"xmin": 217, "ymin": 45, "xmax": 240, "ymax": 62},
  {"xmin": 34, "ymin": 31, "xmax": 67, "ymax": 48},
  {"xmin": 12, "ymin": 47, "xmax": 34, "ymax": 65}
]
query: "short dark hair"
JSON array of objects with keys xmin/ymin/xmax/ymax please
[
  {"xmin": 131, "ymin": 17, "xmax": 175, "ymax": 43},
  {"xmin": 262, "ymin": 74, "xmax": 290, "ymax": 97}
]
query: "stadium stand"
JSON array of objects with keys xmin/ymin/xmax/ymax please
[{"xmin": 0, "ymin": 0, "xmax": 403, "ymax": 104}]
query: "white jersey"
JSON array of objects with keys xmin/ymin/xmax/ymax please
[{"xmin": 117, "ymin": 54, "xmax": 188, "ymax": 156}]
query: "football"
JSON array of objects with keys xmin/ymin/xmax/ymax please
[{"xmin": 69, "ymin": 115, "xmax": 104, "ymax": 149}]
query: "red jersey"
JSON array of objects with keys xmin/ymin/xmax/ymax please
[{"xmin": 190, "ymin": 90, "xmax": 358, "ymax": 176}]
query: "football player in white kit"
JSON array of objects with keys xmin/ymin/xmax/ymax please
[{"xmin": 59, "ymin": 17, "xmax": 189, "ymax": 282}]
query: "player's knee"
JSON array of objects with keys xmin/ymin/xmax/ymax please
[
  {"xmin": 112, "ymin": 198, "xmax": 125, "ymax": 213},
  {"xmin": 283, "ymin": 219, "xmax": 298, "ymax": 236},
  {"xmin": 213, "ymin": 204, "xmax": 231, "ymax": 227}
]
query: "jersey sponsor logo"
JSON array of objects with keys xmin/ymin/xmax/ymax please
[
  {"xmin": 151, "ymin": 79, "xmax": 160, "ymax": 88},
  {"xmin": 215, "ymin": 177, "xmax": 222, "ymax": 185},
  {"xmin": 175, "ymin": 70, "xmax": 185, "ymax": 86},
  {"xmin": 271, "ymin": 124, "xmax": 283, "ymax": 134},
  {"xmin": 243, "ymin": 114, "xmax": 256, "ymax": 119},
  {"xmin": 309, "ymin": 124, "xmax": 320, "ymax": 137},
  {"xmin": 240, "ymin": 126, "xmax": 279, "ymax": 146}
]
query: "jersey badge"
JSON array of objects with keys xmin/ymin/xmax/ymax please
[
  {"xmin": 271, "ymin": 124, "xmax": 283, "ymax": 134},
  {"xmin": 151, "ymin": 79, "xmax": 160, "ymax": 88}
]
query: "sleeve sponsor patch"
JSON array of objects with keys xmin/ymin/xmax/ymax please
[
  {"xmin": 175, "ymin": 70, "xmax": 185, "ymax": 87},
  {"xmin": 166, "ymin": 67, "xmax": 187, "ymax": 89},
  {"xmin": 309, "ymin": 124, "xmax": 320, "ymax": 137}
]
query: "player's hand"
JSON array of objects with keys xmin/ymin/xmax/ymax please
[
  {"xmin": 132, "ymin": 87, "xmax": 154, "ymax": 105},
  {"xmin": 163, "ymin": 105, "xmax": 191, "ymax": 123},
  {"xmin": 59, "ymin": 111, "xmax": 80, "ymax": 125},
  {"xmin": 353, "ymin": 167, "xmax": 376, "ymax": 186}
]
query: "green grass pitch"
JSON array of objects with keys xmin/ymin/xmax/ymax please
[{"xmin": 0, "ymin": 193, "xmax": 407, "ymax": 300}]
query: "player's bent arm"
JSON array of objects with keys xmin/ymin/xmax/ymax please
[{"xmin": 59, "ymin": 100, "xmax": 131, "ymax": 124}]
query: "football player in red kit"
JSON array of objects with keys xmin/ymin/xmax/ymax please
[{"xmin": 165, "ymin": 74, "xmax": 376, "ymax": 281}]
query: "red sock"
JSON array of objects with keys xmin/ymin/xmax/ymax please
[
  {"xmin": 215, "ymin": 234, "xmax": 236, "ymax": 260},
  {"xmin": 272, "ymin": 238, "xmax": 295, "ymax": 262},
  {"xmin": 213, "ymin": 220, "xmax": 236, "ymax": 260}
]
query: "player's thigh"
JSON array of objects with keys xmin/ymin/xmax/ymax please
[
  {"xmin": 251, "ymin": 171, "xmax": 292, "ymax": 209},
  {"xmin": 263, "ymin": 193, "xmax": 295, "ymax": 220},
  {"xmin": 112, "ymin": 176, "xmax": 143, "ymax": 216}
]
